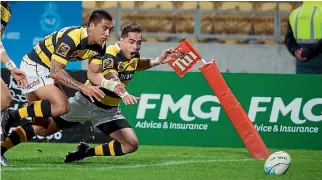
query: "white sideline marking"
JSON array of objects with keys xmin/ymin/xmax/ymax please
[{"xmin": 1, "ymin": 159, "xmax": 253, "ymax": 171}]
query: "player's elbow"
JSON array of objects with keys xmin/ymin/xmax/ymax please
[
  {"xmin": 50, "ymin": 72, "xmax": 59, "ymax": 80},
  {"xmin": 87, "ymin": 72, "xmax": 97, "ymax": 85},
  {"xmin": 50, "ymin": 66, "xmax": 62, "ymax": 80}
]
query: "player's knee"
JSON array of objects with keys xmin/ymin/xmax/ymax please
[
  {"xmin": 60, "ymin": 104, "xmax": 70, "ymax": 115},
  {"xmin": 37, "ymin": 129, "xmax": 49, "ymax": 136},
  {"xmin": 34, "ymin": 126, "xmax": 48, "ymax": 136},
  {"xmin": 38, "ymin": 128, "xmax": 56, "ymax": 137},
  {"xmin": 64, "ymin": 103, "xmax": 70, "ymax": 113},
  {"xmin": 53, "ymin": 102, "xmax": 70, "ymax": 115},
  {"xmin": 126, "ymin": 139, "xmax": 139, "ymax": 153}
]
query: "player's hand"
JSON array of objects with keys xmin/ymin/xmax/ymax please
[
  {"xmin": 80, "ymin": 85, "xmax": 105, "ymax": 102},
  {"xmin": 11, "ymin": 68, "xmax": 28, "ymax": 88},
  {"xmin": 159, "ymin": 48, "xmax": 178, "ymax": 64},
  {"xmin": 113, "ymin": 82, "xmax": 126, "ymax": 96},
  {"xmin": 121, "ymin": 93, "xmax": 140, "ymax": 105},
  {"xmin": 295, "ymin": 48, "xmax": 307, "ymax": 61}
]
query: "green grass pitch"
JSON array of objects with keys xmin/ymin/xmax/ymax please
[{"xmin": 1, "ymin": 143, "xmax": 321, "ymax": 180}]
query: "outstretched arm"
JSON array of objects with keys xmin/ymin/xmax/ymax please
[
  {"xmin": 136, "ymin": 57, "xmax": 163, "ymax": 71},
  {"xmin": 136, "ymin": 48, "xmax": 177, "ymax": 71}
]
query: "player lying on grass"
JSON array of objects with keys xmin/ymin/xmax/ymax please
[{"xmin": 1, "ymin": 23, "xmax": 177, "ymax": 166}]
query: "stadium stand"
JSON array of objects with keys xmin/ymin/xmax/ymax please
[{"xmin": 82, "ymin": 1, "xmax": 302, "ymax": 44}]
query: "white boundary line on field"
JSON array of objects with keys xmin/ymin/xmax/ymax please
[{"xmin": 1, "ymin": 158, "xmax": 254, "ymax": 171}]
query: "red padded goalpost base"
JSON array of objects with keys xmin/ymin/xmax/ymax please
[{"xmin": 199, "ymin": 60, "xmax": 270, "ymax": 159}]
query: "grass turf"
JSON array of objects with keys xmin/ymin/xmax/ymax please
[{"xmin": 1, "ymin": 143, "xmax": 321, "ymax": 180}]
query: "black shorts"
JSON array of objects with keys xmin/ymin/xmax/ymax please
[
  {"xmin": 96, "ymin": 119, "xmax": 132, "ymax": 135},
  {"xmin": 53, "ymin": 116, "xmax": 131, "ymax": 135},
  {"xmin": 53, "ymin": 116, "xmax": 81, "ymax": 129}
]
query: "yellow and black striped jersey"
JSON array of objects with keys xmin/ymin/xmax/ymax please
[
  {"xmin": 25, "ymin": 26, "xmax": 106, "ymax": 69},
  {"xmin": 0, "ymin": 1, "xmax": 11, "ymax": 38},
  {"xmin": 82, "ymin": 43, "xmax": 140, "ymax": 109}
]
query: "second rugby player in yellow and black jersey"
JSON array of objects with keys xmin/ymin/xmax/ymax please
[
  {"xmin": 0, "ymin": 11, "xmax": 115, "ymax": 164},
  {"xmin": 54, "ymin": 24, "xmax": 178, "ymax": 163},
  {"xmin": 82, "ymin": 42, "xmax": 140, "ymax": 109}
]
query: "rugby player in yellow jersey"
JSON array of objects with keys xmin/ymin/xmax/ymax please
[
  {"xmin": 0, "ymin": 10, "xmax": 126, "ymax": 166},
  {"xmin": 62, "ymin": 23, "xmax": 176, "ymax": 162},
  {"xmin": 0, "ymin": 1, "xmax": 28, "ymax": 113}
]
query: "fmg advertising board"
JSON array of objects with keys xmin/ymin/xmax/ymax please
[
  {"xmin": 1, "ymin": 1, "xmax": 82, "ymax": 69},
  {"xmin": 123, "ymin": 72, "xmax": 322, "ymax": 150}
]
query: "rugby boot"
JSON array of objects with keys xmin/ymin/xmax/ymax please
[
  {"xmin": 0, "ymin": 155, "xmax": 12, "ymax": 167},
  {"xmin": 64, "ymin": 142, "xmax": 90, "ymax": 163}
]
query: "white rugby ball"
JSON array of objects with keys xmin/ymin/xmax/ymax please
[{"xmin": 264, "ymin": 151, "xmax": 291, "ymax": 175}]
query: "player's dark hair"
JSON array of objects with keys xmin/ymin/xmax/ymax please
[
  {"xmin": 87, "ymin": 10, "xmax": 113, "ymax": 26},
  {"xmin": 1, "ymin": 1, "xmax": 9, "ymax": 7},
  {"xmin": 121, "ymin": 24, "xmax": 142, "ymax": 38}
]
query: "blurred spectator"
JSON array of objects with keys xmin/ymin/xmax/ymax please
[{"xmin": 285, "ymin": 1, "xmax": 322, "ymax": 74}]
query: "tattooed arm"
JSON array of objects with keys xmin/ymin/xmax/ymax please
[
  {"xmin": 50, "ymin": 59, "xmax": 105, "ymax": 102},
  {"xmin": 50, "ymin": 60, "xmax": 85, "ymax": 91}
]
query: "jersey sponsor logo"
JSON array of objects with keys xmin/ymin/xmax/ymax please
[
  {"xmin": 117, "ymin": 59, "xmax": 139, "ymax": 72},
  {"xmin": 55, "ymin": 42, "xmax": 70, "ymax": 57},
  {"xmin": 118, "ymin": 62, "xmax": 125, "ymax": 71},
  {"xmin": 70, "ymin": 50, "xmax": 98, "ymax": 59},
  {"xmin": 129, "ymin": 59, "xmax": 138, "ymax": 69},
  {"xmin": 88, "ymin": 50, "xmax": 99, "ymax": 58},
  {"xmin": 103, "ymin": 58, "xmax": 113, "ymax": 69}
]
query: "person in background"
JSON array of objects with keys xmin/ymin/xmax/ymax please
[{"xmin": 285, "ymin": 1, "xmax": 322, "ymax": 74}]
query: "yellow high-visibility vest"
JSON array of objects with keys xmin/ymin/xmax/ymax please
[{"xmin": 289, "ymin": 2, "xmax": 322, "ymax": 44}]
